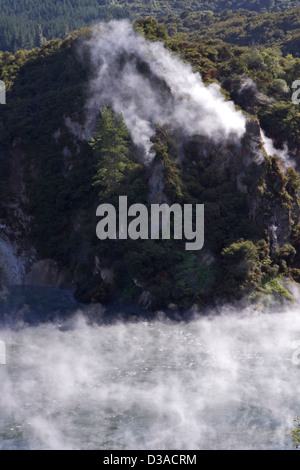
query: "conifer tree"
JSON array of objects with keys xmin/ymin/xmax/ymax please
[{"xmin": 90, "ymin": 106, "xmax": 138, "ymax": 197}]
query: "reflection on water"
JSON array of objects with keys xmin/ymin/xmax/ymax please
[
  {"xmin": 0, "ymin": 286, "xmax": 78, "ymax": 327},
  {"xmin": 0, "ymin": 286, "xmax": 300, "ymax": 450}
]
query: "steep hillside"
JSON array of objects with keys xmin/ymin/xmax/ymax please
[{"xmin": 1, "ymin": 18, "xmax": 300, "ymax": 312}]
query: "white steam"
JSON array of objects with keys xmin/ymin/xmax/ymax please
[
  {"xmin": 1, "ymin": 303, "xmax": 300, "ymax": 449},
  {"xmin": 261, "ymin": 129, "xmax": 295, "ymax": 169},
  {"xmin": 86, "ymin": 21, "xmax": 246, "ymax": 163}
]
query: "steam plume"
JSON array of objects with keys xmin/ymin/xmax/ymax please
[
  {"xmin": 261, "ymin": 129, "xmax": 295, "ymax": 169},
  {"xmin": 86, "ymin": 21, "xmax": 246, "ymax": 163}
]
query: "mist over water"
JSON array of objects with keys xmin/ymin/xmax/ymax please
[{"xmin": 0, "ymin": 287, "xmax": 300, "ymax": 450}]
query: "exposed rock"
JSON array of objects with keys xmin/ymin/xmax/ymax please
[
  {"xmin": 148, "ymin": 157, "xmax": 167, "ymax": 204},
  {"xmin": 0, "ymin": 236, "xmax": 26, "ymax": 285},
  {"xmin": 53, "ymin": 128, "xmax": 61, "ymax": 142},
  {"xmin": 139, "ymin": 290, "xmax": 152, "ymax": 309},
  {"xmin": 133, "ymin": 278, "xmax": 143, "ymax": 288},
  {"xmin": 268, "ymin": 208, "xmax": 291, "ymax": 252},
  {"xmin": 236, "ymin": 172, "xmax": 248, "ymax": 193},
  {"xmin": 99, "ymin": 267, "xmax": 114, "ymax": 285},
  {"xmin": 24, "ymin": 259, "xmax": 68, "ymax": 287}
]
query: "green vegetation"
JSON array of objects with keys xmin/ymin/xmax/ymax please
[
  {"xmin": 1, "ymin": 10, "xmax": 300, "ymax": 310},
  {"xmin": 2, "ymin": 1, "xmax": 300, "ymax": 53},
  {"xmin": 0, "ymin": 1, "xmax": 129, "ymax": 52},
  {"xmin": 90, "ymin": 105, "xmax": 141, "ymax": 198},
  {"xmin": 162, "ymin": 7, "xmax": 300, "ymax": 56},
  {"xmin": 291, "ymin": 417, "xmax": 300, "ymax": 448}
]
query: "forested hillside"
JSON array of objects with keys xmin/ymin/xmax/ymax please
[
  {"xmin": 165, "ymin": 7, "xmax": 300, "ymax": 56},
  {"xmin": 1, "ymin": 0, "xmax": 300, "ymax": 52},
  {"xmin": 0, "ymin": 0, "xmax": 129, "ymax": 52},
  {"xmin": 1, "ymin": 17, "xmax": 300, "ymax": 310}
]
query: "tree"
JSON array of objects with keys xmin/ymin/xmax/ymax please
[
  {"xmin": 150, "ymin": 124, "xmax": 184, "ymax": 201},
  {"xmin": 222, "ymin": 239, "xmax": 262, "ymax": 294},
  {"xmin": 291, "ymin": 417, "xmax": 300, "ymax": 448},
  {"xmin": 90, "ymin": 105, "xmax": 138, "ymax": 198}
]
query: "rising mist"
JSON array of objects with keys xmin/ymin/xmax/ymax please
[{"xmin": 86, "ymin": 21, "xmax": 246, "ymax": 163}]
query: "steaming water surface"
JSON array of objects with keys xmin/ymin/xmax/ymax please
[{"xmin": 0, "ymin": 287, "xmax": 300, "ymax": 450}]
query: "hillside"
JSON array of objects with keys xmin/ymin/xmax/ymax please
[
  {"xmin": 1, "ymin": 0, "xmax": 300, "ymax": 52},
  {"xmin": 0, "ymin": 17, "xmax": 300, "ymax": 312},
  {"xmin": 164, "ymin": 6, "xmax": 300, "ymax": 57}
]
